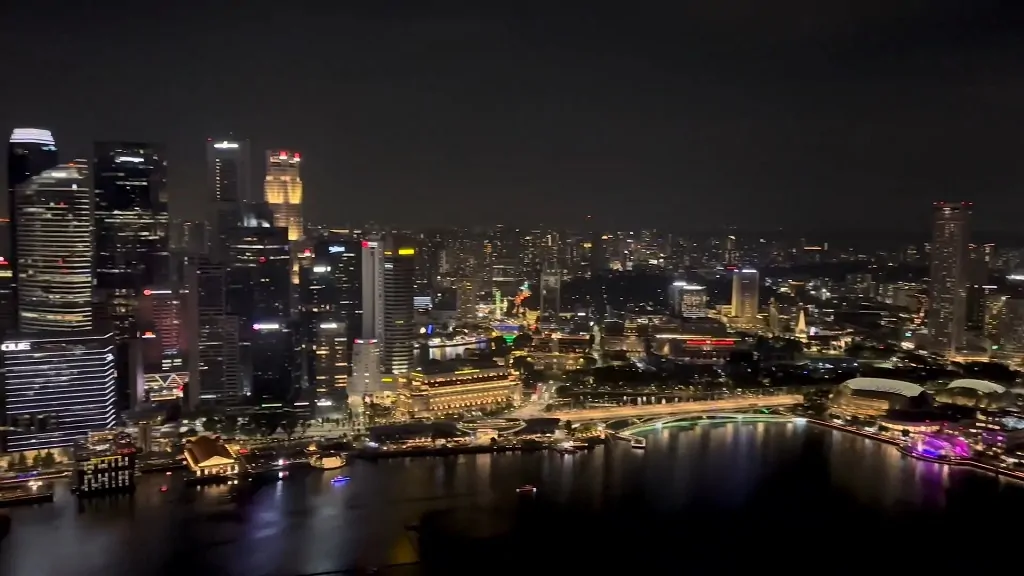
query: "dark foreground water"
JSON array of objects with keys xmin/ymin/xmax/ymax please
[{"xmin": 3, "ymin": 421, "xmax": 1023, "ymax": 575}]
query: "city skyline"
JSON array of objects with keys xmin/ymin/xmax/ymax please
[{"xmin": 3, "ymin": 2, "xmax": 1024, "ymax": 231}]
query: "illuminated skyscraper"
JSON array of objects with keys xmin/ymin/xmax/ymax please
[
  {"xmin": 93, "ymin": 143, "xmax": 169, "ymax": 409},
  {"xmin": 263, "ymin": 150, "xmax": 303, "ymax": 241},
  {"xmin": 130, "ymin": 285, "xmax": 197, "ymax": 406},
  {"xmin": 928, "ymin": 202, "xmax": 972, "ymax": 356},
  {"xmin": 93, "ymin": 142, "xmax": 170, "ymax": 336},
  {"xmin": 731, "ymin": 269, "xmax": 759, "ymax": 322},
  {"xmin": 0, "ymin": 332, "xmax": 117, "ymax": 452},
  {"xmin": 207, "ymin": 138, "xmax": 251, "ymax": 204},
  {"xmin": 382, "ymin": 235, "xmax": 416, "ymax": 377},
  {"xmin": 8, "ymin": 128, "xmax": 59, "ymax": 324},
  {"xmin": 15, "ymin": 163, "xmax": 94, "ymax": 331},
  {"xmin": 207, "ymin": 138, "xmax": 251, "ymax": 258}
]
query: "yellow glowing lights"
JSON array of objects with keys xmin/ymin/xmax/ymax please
[{"xmin": 398, "ymin": 248, "xmax": 415, "ymax": 256}]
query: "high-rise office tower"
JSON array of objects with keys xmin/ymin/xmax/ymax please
[
  {"xmin": 7, "ymin": 128, "xmax": 59, "ymax": 326},
  {"xmin": 456, "ymin": 278, "xmax": 478, "ymax": 321},
  {"xmin": 207, "ymin": 138, "xmax": 251, "ymax": 204},
  {"xmin": 93, "ymin": 143, "xmax": 170, "ymax": 334},
  {"xmin": 0, "ymin": 332, "xmax": 116, "ymax": 452},
  {"xmin": 669, "ymin": 281, "xmax": 708, "ymax": 317},
  {"xmin": 311, "ymin": 317, "xmax": 348, "ymax": 398},
  {"xmin": 207, "ymin": 138, "xmax": 250, "ymax": 259},
  {"xmin": 129, "ymin": 285, "xmax": 197, "ymax": 407},
  {"xmin": 250, "ymin": 321, "xmax": 300, "ymax": 404},
  {"xmin": 361, "ymin": 238, "xmax": 384, "ymax": 340},
  {"xmin": 928, "ymin": 202, "xmax": 971, "ymax": 356},
  {"xmin": 93, "ymin": 143, "xmax": 169, "ymax": 409},
  {"xmin": 539, "ymin": 264, "xmax": 560, "ymax": 317},
  {"xmin": 263, "ymin": 150, "xmax": 303, "ymax": 242},
  {"xmin": 731, "ymin": 269, "xmax": 759, "ymax": 322},
  {"xmin": 14, "ymin": 163, "xmax": 94, "ymax": 332},
  {"xmin": 382, "ymin": 236, "xmax": 415, "ymax": 377},
  {"xmin": 226, "ymin": 226, "xmax": 291, "ymax": 332},
  {"xmin": 185, "ymin": 259, "xmax": 241, "ymax": 408}
]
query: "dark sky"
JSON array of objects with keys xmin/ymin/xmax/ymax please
[{"xmin": 2, "ymin": 1, "xmax": 1024, "ymax": 233}]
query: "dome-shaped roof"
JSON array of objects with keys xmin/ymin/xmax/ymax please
[
  {"xmin": 947, "ymin": 379, "xmax": 1006, "ymax": 394},
  {"xmin": 842, "ymin": 377, "xmax": 925, "ymax": 397}
]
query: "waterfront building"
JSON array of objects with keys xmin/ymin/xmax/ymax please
[
  {"xmin": 73, "ymin": 432, "xmax": 137, "ymax": 495},
  {"xmin": 828, "ymin": 377, "xmax": 931, "ymax": 421},
  {"xmin": 183, "ymin": 435, "xmax": 239, "ymax": 478},
  {"xmin": 397, "ymin": 360, "xmax": 521, "ymax": 419},
  {"xmin": 0, "ymin": 332, "xmax": 117, "ymax": 452}
]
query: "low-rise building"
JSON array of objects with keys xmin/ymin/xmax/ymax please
[
  {"xmin": 183, "ymin": 435, "xmax": 239, "ymax": 479},
  {"xmin": 73, "ymin": 432, "xmax": 137, "ymax": 496},
  {"xmin": 398, "ymin": 360, "xmax": 521, "ymax": 419}
]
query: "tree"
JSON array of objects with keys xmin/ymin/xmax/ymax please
[
  {"xmin": 15, "ymin": 452, "xmax": 28, "ymax": 470},
  {"xmin": 40, "ymin": 451, "xmax": 56, "ymax": 469},
  {"xmin": 490, "ymin": 335, "xmax": 510, "ymax": 357},
  {"xmin": 219, "ymin": 418, "xmax": 238, "ymax": 438},
  {"xmin": 512, "ymin": 333, "xmax": 533, "ymax": 351},
  {"xmin": 31, "ymin": 453, "xmax": 42, "ymax": 469},
  {"xmin": 282, "ymin": 417, "xmax": 299, "ymax": 438}
]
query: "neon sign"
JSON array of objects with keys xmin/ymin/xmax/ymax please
[
  {"xmin": 1, "ymin": 342, "xmax": 30, "ymax": 351},
  {"xmin": 329, "ymin": 246, "xmax": 344, "ymax": 253}
]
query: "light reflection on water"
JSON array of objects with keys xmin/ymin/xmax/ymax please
[{"xmin": 3, "ymin": 422, "xmax": 1024, "ymax": 575}]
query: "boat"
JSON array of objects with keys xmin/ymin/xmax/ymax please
[
  {"xmin": 331, "ymin": 475, "xmax": 350, "ymax": 483},
  {"xmin": 310, "ymin": 453, "xmax": 346, "ymax": 470},
  {"xmin": 554, "ymin": 445, "xmax": 578, "ymax": 455},
  {"xmin": 516, "ymin": 484, "xmax": 537, "ymax": 495},
  {"xmin": 0, "ymin": 486, "xmax": 54, "ymax": 508},
  {"xmin": 630, "ymin": 437, "xmax": 647, "ymax": 450}
]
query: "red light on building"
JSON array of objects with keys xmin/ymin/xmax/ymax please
[
  {"xmin": 259, "ymin": 256, "xmax": 267, "ymax": 263},
  {"xmin": 143, "ymin": 289, "xmax": 152, "ymax": 296},
  {"xmin": 294, "ymin": 153, "xmax": 301, "ymax": 159},
  {"xmin": 303, "ymin": 249, "xmax": 311, "ymax": 256},
  {"xmin": 361, "ymin": 241, "xmax": 369, "ymax": 248}
]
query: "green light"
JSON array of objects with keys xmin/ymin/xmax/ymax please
[{"xmin": 503, "ymin": 334, "xmax": 515, "ymax": 344}]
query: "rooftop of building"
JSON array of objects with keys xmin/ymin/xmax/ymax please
[
  {"xmin": 946, "ymin": 379, "xmax": 1007, "ymax": 395},
  {"xmin": 183, "ymin": 435, "xmax": 236, "ymax": 465},
  {"xmin": 841, "ymin": 377, "xmax": 927, "ymax": 398},
  {"xmin": 413, "ymin": 359, "xmax": 504, "ymax": 376}
]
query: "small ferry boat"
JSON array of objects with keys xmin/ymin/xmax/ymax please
[{"xmin": 310, "ymin": 453, "xmax": 346, "ymax": 470}]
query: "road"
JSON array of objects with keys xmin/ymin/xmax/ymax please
[{"xmin": 545, "ymin": 394, "xmax": 803, "ymax": 422}]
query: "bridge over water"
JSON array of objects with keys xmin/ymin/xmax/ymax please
[
  {"xmin": 606, "ymin": 412, "xmax": 805, "ymax": 448},
  {"xmin": 547, "ymin": 394, "xmax": 803, "ymax": 423}
]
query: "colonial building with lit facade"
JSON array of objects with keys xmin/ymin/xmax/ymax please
[{"xmin": 397, "ymin": 360, "xmax": 521, "ymax": 419}]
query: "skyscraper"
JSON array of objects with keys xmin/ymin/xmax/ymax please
[
  {"xmin": 382, "ymin": 235, "xmax": 416, "ymax": 376},
  {"xmin": 731, "ymin": 269, "xmax": 759, "ymax": 323},
  {"xmin": 263, "ymin": 150, "xmax": 303, "ymax": 241},
  {"xmin": 349, "ymin": 238, "xmax": 383, "ymax": 412},
  {"xmin": 130, "ymin": 285, "xmax": 197, "ymax": 407},
  {"xmin": 93, "ymin": 142, "xmax": 170, "ymax": 336},
  {"xmin": 185, "ymin": 259, "xmax": 241, "ymax": 408},
  {"xmin": 226, "ymin": 226, "xmax": 291, "ymax": 331},
  {"xmin": 928, "ymin": 201, "xmax": 972, "ymax": 356},
  {"xmin": 7, "ymin": 128, "xmax": 59, "ymax": 325},
  {"xmin": 14, "ymin": 163, "xmax": 94, "ymax": 331},
  {"xmin": 207, "ymin": 138, "xmax": 251, "ymax": 259},
  {"xmin": 207, "ymin": 138, "xmax": 251, "ymax": 204},
  {"xmin": 0, "ymin": 332, "xmax": 117, "ymax": 452}
]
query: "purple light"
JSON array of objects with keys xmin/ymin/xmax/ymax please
[{"xmin": 909, "ymin": 433, "xmax": 971, "ymax": 460}]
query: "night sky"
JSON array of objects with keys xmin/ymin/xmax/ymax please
[{"xmin": 2, "ymin": 1, "xmax": 1024, "ymax": 233}]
